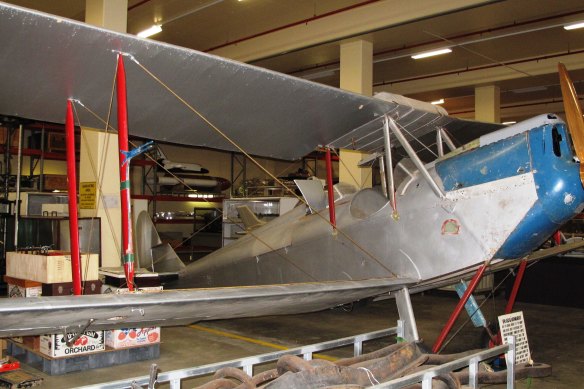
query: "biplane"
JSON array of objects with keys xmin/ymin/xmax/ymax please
[{"xmin": 0, "ymin": 3, "xmax": 583, "ymax": 341}]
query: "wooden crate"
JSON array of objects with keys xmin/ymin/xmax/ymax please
[
  {"xmin": 42, "ymin": 280, "xmax": 101, "ymax": 296},
  {"xmin": 6, "ymin": 252, "xmax": 99, "ymax": 283}
]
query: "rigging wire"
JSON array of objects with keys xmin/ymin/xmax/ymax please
[
  {"xmin": 74, "ymin": 101, "xmax": 319, "ymax": 282},
  {"xmin": 124, "ymin": 54, "xmax": 396, "ymax": 277}
]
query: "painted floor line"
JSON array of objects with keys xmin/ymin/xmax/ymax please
[{"xmin": 190, "ymin": 324, "xmax": 338, "ymax": 362}]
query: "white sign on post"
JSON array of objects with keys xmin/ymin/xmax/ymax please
[{"xmin": 498, "ymin": 311, "xmax": 531, "ymax": 364}]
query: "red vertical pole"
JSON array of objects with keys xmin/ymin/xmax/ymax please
[
  {"xmin": 325, "ymin": 148, "xmax": 336, "ymax": 230},
  {"xmin": 504, "ymin": 259, "xmax": 528, "ymax": 314},
  {"xmin": 116, "ymin": 55, "xmax": 135, "ymax": 291},
  {"xmin": 553, "ymin": 230, "xmax": 562, "ymax": 245},
  {"xmin": 432, "ymin": 263, "xmax": 487, "ymax": 353},
  {"xmin": 66, "ymin": 100, "xmax": 82, "ymax": 296}
]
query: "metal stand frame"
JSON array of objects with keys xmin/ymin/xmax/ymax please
[
  {"xmin": 395, "ymin": 287, "xmax": 419, "ymax": 342},
  {"xmin": 230, "ymin": 152, "xmax": 247, "ymax": 197}
]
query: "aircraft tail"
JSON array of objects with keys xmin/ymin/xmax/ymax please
[{"xmin": 237, "ymin": 206, "xmax": 266, "ymax": 230}]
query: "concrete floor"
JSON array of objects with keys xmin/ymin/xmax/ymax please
[{"xmin": 15, "ymin": 292, "xmax": 583, "ymax": 388}]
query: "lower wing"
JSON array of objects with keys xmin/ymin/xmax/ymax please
[{"xmin": 0, "ymin": 278, "xmax": 413, "ymax": 337}]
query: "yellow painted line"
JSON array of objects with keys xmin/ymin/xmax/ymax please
[{"xmin": 190, "ymin": 324, "xmax": 337, "ymax": 362}]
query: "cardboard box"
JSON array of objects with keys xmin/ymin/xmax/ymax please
[
  {"xmin": 101, "ymin": 285, "xmax": 163, "ymax": 294},
  {"xmin": 40, "ymin": 331, "xmax": 104, "ymax": 358},
  {"xmin": 42, "ymin": 280, "xmax": 101, "ymax": 296},
  {"xmin": 42, "ymin": 174, "xmax": 68, "ymax": 192},
  {"xmin": 7, "ymin": 283, "xmax": 42, "ymax": 298},
  {"xmin": 6, "ymin": 252, "xmax": 99, "ymax": 283},
  {"xmin": 105, "ymin": 327, "xmax": 161, "ymax": 349},
  {"xmin": 5, "ymin": 276, "xmax": 43, "ymax": 298}
]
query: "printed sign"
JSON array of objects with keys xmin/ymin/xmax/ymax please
[
  {"xmin": 498, "ymin": 311, "xmax": 531, "ymax": 364},
  {"xmin": 40, "ymin": 331, "xmax": 105, "ymax": 358},
  {"xmin": 79, "ymin": 182, "xmax": 96, "ymax": 209}
]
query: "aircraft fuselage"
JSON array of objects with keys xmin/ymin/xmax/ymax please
[{"xmin": 173, "ymin": 119, "xmax": 584, "ymax": 289}]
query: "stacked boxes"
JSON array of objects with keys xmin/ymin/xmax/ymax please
[
  {"xmin": 100, "ymin": 269, "xmax": 163, "ymax": 349},
  {"xmin": 5, "ymin": 252, "xmax": 103, "ymax": 358}
]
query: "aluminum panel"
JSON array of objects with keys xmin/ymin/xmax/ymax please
[
  {"xmin": 0, "ymin": 278, "xmax": 410, "ymax": 337},
  {"xmin": 0, "ymin": 3, "xmax": 391, "ymax": 161}
]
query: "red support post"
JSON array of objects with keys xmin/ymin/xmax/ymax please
[
  {"xmin": 325, "ymin": 148, "xmax": 336, "ymax": 230},
  {"xmin": 553, "ymin": 230, "xmax": 562, "ymax": 246},
  {"xmin": 504, "ymin": 259, "xmax": 528, "ymax": 314},
  {"xmin": 65, "ymin": 100, "xmax": 82, "ymax": 296},
  {"xmin": 116, "ymin": 55, "xmax": 135, "ymax": 291},
  {"xmin": 432, "ymin": 263, "xmax": 488, "ymax": 353}
]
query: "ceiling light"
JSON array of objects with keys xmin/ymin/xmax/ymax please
[
  {"xmin": 137, "ymin": 25, "xmax": 162, "ymax": 38},
  {"xmin": 564, "ymin": 21, "xmax": 584, "ymax": 30},
  {"xmin": 411, "ymin": 48, "xmax": 452, "ymax": 60},
  {"xmin": 431, "ymin": 99, "xmax": 444, "ymax": 105},
  {"xmin": 502, "ymin": 121, "xmax": 517, "ymax": 125}
]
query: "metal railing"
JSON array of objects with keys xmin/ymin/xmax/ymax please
[
  {"xmin": 373, "ymin": 336, "xmax": 516, "ymax": 389},
  {"xmin": 81, "ymin": 329, "xmax": 516, "ymax": 389},
  {"xmin": 80, "ymin": 327, "xmax": 399, "ymax": 389}
]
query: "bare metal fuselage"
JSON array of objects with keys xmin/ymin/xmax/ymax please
[{"xmin": 174, "ymin": 119, "xmax": 584, "ymax": 291}]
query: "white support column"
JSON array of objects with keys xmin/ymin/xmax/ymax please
[
  {"xmin": 85, "ymin": 0, "xmax": 128, "ymax": 33},
  {"xmin": 340, "ymin": 39, "xmax": 373, "ymax": 97},
  {"xmin": 339, "ymin": 39, "xmax": 373, "ymax": 188},
  {"xmin": 475, "ymin": 85, "xmax": 501, "ymax": 123},
  {"xmin": 81, "ymin": 1, "xmax": 128, "ymax": 267},
  {"xmin": 79, "ymin": 129, "xmax": 122, "ymax": 267}
]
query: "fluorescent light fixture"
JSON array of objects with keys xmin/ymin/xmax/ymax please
[
  {"xmin": 502, "ymin": 121, "xmax": 517, "ymax": 125},
  {"xmin": 411, "ymin": 48, "xmax": 452, "ymax": 60},
  {"xmin": 564, "ymin": 21, "xmax": 584, "ymax": 30},
  {"xmin": 137, "ymin": 24, "xmax": 162, "ymax": 38},
  {"xmin": 431, "ymin": 99, "xmax": 444, "ymax": 105}
]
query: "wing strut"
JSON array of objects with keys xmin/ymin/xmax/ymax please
[
  {"xmin": 387, "ymin": 117, "xmax": 445, "ymax": 199},
  {"xmin": 382, "ymin": 116, "xmax": 398, "ymax": 216},
  {"xmin": 325, "ymin": 148, "xmax": 337, "ymax": 232},
  {"xmin": 436, "ymin": 128, "xmax": 456, "ymax": 157}
]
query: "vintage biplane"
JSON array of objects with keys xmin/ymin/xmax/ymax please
[{"xmin": 0, "ymin": 3, "xmax": 583, "ymax": 342}]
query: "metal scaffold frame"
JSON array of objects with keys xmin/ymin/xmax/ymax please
[{"xmin": 78, "ymin": 330, "xmax": 516, "ymax": 389}]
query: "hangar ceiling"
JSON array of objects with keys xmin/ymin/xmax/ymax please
[{"xmin": 5, "ymin": 0, "xmax": 584, "ymax": 124}]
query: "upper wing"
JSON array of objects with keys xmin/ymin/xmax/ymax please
[
  {"xmin": 327, "ymin": 92, "xmax": 503, "ymax": 160},
  {"xmin": 0, "ymin": 278, "xmax": 412, "ymax": 337},
  {"xmin": 0, "ymin": 3, "xmax": 500, "ymax": 161},
  {"xmin": 0, "ymin": 3, "xmax": 390, "ymax": 161}
]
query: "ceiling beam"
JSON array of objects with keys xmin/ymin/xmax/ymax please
[
  {"xmin": 374, "ymin": 52, "xmax": 584, "ymax": 96},
  {"xmin": 209, "ymin": 0, "xmax": 494, "ymax": 62}
]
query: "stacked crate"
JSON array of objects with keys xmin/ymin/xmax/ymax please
[
  {"xmin": 5, "ymin": 251, "xmax": 161, "ymax": 374},
  {"xmin": 100, "ymin": 269, "xmax": 163, "ymax": 350},
  {"xmin": 5, "ymin": 251, "xmax": 104, "ymax": 359}
]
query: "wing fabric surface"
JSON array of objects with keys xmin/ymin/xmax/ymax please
[
  {"xmin": 0, "ymin": 278, "xmax": 411, "ymax": 337},
  {"xmin": 0, "ymin": 3, "xmax": 390, "ymax": 161},
  {"xmin": 0, "ymin": 3, "xmax": 496, "ymax": 161}
]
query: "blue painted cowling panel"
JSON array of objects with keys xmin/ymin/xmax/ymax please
[
  {"xmin": 435, "ymin": 134, "xmax": 531, "ymax": 191},
  {"xmin": 496, "ymin": 124, "xmax": 584, "ymax": 258}
]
